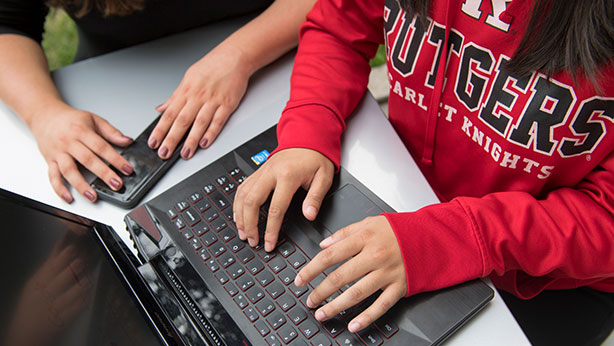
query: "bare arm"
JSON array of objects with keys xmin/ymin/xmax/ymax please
[
  {"xmin": 0, "ymin": 34, "xmax": 133, "ymax": 203},
  {"xmin": 148, "ymin": 0, "xmax": 317, "ymax": 159}
]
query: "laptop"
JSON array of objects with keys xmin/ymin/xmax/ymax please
[{"xmin": 0, "ymin": 125, "xmax": 493, "ymax": 346}]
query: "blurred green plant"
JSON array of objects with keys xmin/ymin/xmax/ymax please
[
  {"xmin": 370, "ymin": 44, "xmax": 386, "ymax": 67},
  {"xmin": 42, "ymin": 8, "xmax": 77, "ymax": 71}
]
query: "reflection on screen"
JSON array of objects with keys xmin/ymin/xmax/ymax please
[{"xmin": 0, "ymin": 198, "xmax": 163, "ymax": 346}]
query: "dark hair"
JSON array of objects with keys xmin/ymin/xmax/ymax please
[
  {"xmin": 399, "ymin": 0, "xmax": 614, "ymax": 91},
  {"xmin": 46, "ymin": 0, "xmax": 144, "ymax": 17}
]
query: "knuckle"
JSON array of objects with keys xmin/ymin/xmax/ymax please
[
  {"xmin": 319, "ymin": 248, "xmax": 335, "ymax": 264},
  {"xmin": 243, "ymin": 193, "xmax": 258, "ymax": 208},
  {"xmin": 349, "ymin": 285, "xmax": 365, "ymax": 301},
  {"xmin": 327, "ymin": 270, "xmax": 344, "ymax": 287},
  {"xmin": 175, "ymin": 115, "xmax": 193, "ymax": 128},
  {"xmin": 267, "ymin": 205, "xmax": 283, "ymax": 218}
]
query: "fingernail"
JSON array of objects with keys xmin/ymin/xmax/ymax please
[
  {"xmin": 62, "ymin": 193, "xmax": 72, "ymax": 203},
  {"xmin": 315, "ymin": 310, "xmax": 326, "ymax": 321},
  {"xmin": 123, "ymin": 164, "xmax": 134, "ymax": 175},
  {"xmin": 155, "ymin": 103, "xmax": 164, "ymax": 110},
  {"xmin": 349, "ymin": 321, "xmax": 361, "ymax": 333},
  {"xmin": 181, "ymin": 147, "xmax": 191, "ymax": 159},
  {"xmin": 294, "ymin": 274, "xmax": 304, "ymax": 287},
  {"xmin": 159, "ymin": 146, "xmax": 169, "ymax": 158},
  {"xmin": 148, "ymin": 138, "xmax": 157, "ymax": 148},
  {"xmin": 320, "ymin": 236, "xmax": 333, "ymax": 248},
  {"xmin": 200, "ymin": 138, "xmax": 208, "ymax": 148},
  {"xmin": 84, "ymin": 191, "xmax": 96, "ymax": 202},
  {"xmin": 265, "ymin": 241, "xmax": 274, "ymax": 252},
  {"xmin": 238, "ymin": 229, "xmax": 245, "ymax": 240},
  {"xmin": 306, "ymin": 205, "xmax": 317, "ymax": 219},
  {"xmin": 110, "ymin": 178, "xmax": 121, "ymax": 190},
  {"xmin": 248, "ymin": 237, "xmax": 258, "ymax": 247},
  {"xmin": 306, "ymin": 297, "xmax": 314, "ymax": 309}
]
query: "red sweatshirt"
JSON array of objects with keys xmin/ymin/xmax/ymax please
[{"xmin": 275, "ymin": 0, "xmax": 614, "ymax": 299}]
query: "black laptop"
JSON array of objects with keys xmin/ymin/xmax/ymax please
[{"xmin": 0, "ymin": 125, "xmax": 493, "ymax": 346}]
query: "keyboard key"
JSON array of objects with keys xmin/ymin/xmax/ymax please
[
  {"xmin": 223, "ymin": 208, "xmax": 234, "ymax": 221},
  {"xmin": 288, "ymin": 252, "xmax": 307, "ymax": 269},
  {"xmin": 323, "ymin": 318, "xmax": 345, "ymax": 338},
  {"xmin": 257, "ymin": 271, "xmax": 275, "ymax": 287},
  {"xmin": 233, "ymin": 294, "xmax": 249, "ymax": 309},
  {"xmin": 299, "ymin": 319, "xmax": 320, "ymax": 339},
  {"xmin": 267, "ymin": 311, "xmax": 286, "ymax": 330},
  {"xmin": 277, "ymin": 324, "xmax": 298, "ymax": 344},
  {"xmin": 228, "ymin": 238, "xmax": 246, "ymax": 253},
  {"xmin": 374, "ymin": 319, "xmax": 399, "ymax": 338},
  {"xmin": 211, "ymin": 218, "xmax": 227, "ymax": 232},
  {"xmin": 189, "ymin": 191, "xmax": 203, "ymax": 203},
  {"xmin": 227, "ymin": 263, "xmax": 246, "ymax": 280},
  {"xmin": 276, "ymin": 293, "xmax": 296, "ymax": 312},
  {"xmin": 198, "ymin": 248, "xmax": 211, "ymax": 261},
  {"xmin": 182, "ymin": 230, "xmax": 193, "ymax": 241},
  {"xmin": 278, "ymin": 267, "xmax": 295, "ymax": 286},
  {"xmin": 190, "ymin": 238, "xmax": 202, "ymax": 251},
  {"xmin": 195, "ymin": 199, "xmax": 211, "ymax": 213},
  {"xmin": 287, "ymin": 306, "xmax": 308, "ymax": 325},
  {"xmin": 203, "ymin": 184, "xmax": 216, "ymax": 195},
  {"xmin": 229, "ymin": 167, "xmax": 242, "ymax": 177},
  {"xmin": 265, "ymin": 334, "xmax": 282, "ymax": 346},
  {"xmin": 336, "ymin": 332, "xmax": 362, "ymax": 346},
  {"xmin": 237, "ymin": 276, "xmax": 255, "ymax": 291},
  {"xmin": 210, "ymin": 191, "xmax": 230, "ymax": 210},
  {"xmin": 357, "ymin": 327, "xmax": 384, "ymax": 346},
  {"xmin": 256, "ymin": 298, "xmax": 276, "ymax": 317},
  {"xmin": 218, "ymin": 253, "xmax": 235, "ymax": 268},
  {"xmin": 259, "ymin": 250, "xmax": 276, "ymax": 262},
  {"xmin": 268, "ymin": 256, "xmax": 287, "ymax": 274},
  {"xmin": 247, "ymin": 258, "xmax": 265, "ymax": 275},
  {"xmin": 245, "ymin": 286, "xmax": 265, "ymax": 304},
  {"xmin": 223, "ymin": 182, "xmax": 237, "ymax": 194},
  {"xmin": 266, "ymin": 281, "xmax": 285, "ymax": 299},
  {"xmin": 192, "ymin": 224, "xmax": 209, "ymax": 236},
  {"xmin": 203, "ymin": 208, "xmax": 219, "ymax": 222},
  {"xmin": 175, "ymin": 201, "xmax": 189, "ymax": 212},
  {"xmin": 174, "ymin": 217, "xmax": 186, "ymax": 230},
  {"xmin": 237, "ymin": 247, "xmax": 256, "ymax": 264},
  {"xmin": 288, "ymin": 283, "xmax": 309, "ymax": 298},
  {"xmin": 255, "ymin": 320, "xmax": 271, "ymax": 337},
  {"xmin": 206, "ymin": 258, "xmax": 220, "ymax": 272},
  {"xmin": 310, "ymin": 274, "xmax": 327, "ymax": 289},
  {"xmin": 215, "ymin": 272, "xmax": 229, "ymax": 285},
  {"xmin": 220, "ymin": 228, "xmax": 236, "ymax": 242},
  {"xmin": 278, "ymin": 242, "xmax": 296, "ymax": 257},
  {"xmin": 244, "ymin": 306, "xmax": 259, "ymax": 322},
  {"xmin": 310, "ymin": 334, "xmax": 332, "ymax": 346},
  {"xmin": 210, "ymin": 244, "xmax": 227, "ymax": 257},
  {"xmin": 201, "ymin": 233, "xmax": 217, "ymax": 247},
  {"xmin": 225, "ymin": 282, "xmax": 239, "ymax": 297},
  {"xmin": 167, "ymin": 208, "xmax": 177, "ymax": 220},
  {"xmin": 215, "ymin": 175, "xmax": 229, "ymax": 186}
]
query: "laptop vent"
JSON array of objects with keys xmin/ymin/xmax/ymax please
[{"xmin": 162, "ymin": 266, "xmax": 224, "ymax": 346}]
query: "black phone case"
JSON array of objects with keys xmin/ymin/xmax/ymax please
[{"xmin": 91, "ymin": 115, "xmax": 182, "ymax": 209}]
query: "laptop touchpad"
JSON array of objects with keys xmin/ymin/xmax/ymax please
[{"xmin": 317, "ymin": 184, "xmax": 383, "ymax": 233}]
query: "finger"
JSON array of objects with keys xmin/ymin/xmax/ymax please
[
  {"xmin": 295, "ymin": 235, "xmax": 362, "ymax": 288},
  {"xmin": 81, "ymin": 130, "xmax": 133, "ymax": 176},
  {"xmin": 200, "ymin": 104, "xmax": 232, "ymax": 148},
  {"xmin": 46, "ymin": 258, "xmax": 86, "ymax": 296},
  {"xmin": 180, "ymin": 102, "xmax": 216, "ymax": 159},
  {"xmin": 93, "ymin": 116, "xmax": 133, "ymax": 147},
  {"xmin": 158, "ymin": 101, "xmax": 202, "ymax": 159},
  {"xmin": 155, "ymin": 99, "xmax": 170, "ymax": 113},
  {"xmin": 306, "ymin": 255, "xmax": 367, "ymax": 309},
  {"xmin": 347, "ymin": 284, "xmax": 405, "ymax": 333},
  {"xmin": 56, "ymin": 154, "xmax": 97, "ymax": 202},
  {"xmin": 262, "ymin": 179, "xmax": 299, "ymax": 252},
  {"xmin": 240, "ymin": 174, "xmax": 277, "ymax": 248},
  {"xmin": 233, "ymin": 173, "xmax": 259, "ymax": 240},
  {"xmin": 319, "ymin": 222, "xmax": 358, "ymax": 249},
  {"xmin": 70, "ymin": 141, "xmax": 123, "ymax": 191},
  {"xmin": 48, "ymin": 162, "xmax": 73, "ymax": 203},
  {"xmin": 302, "ymin": 166, "xmax": 333, "ymax": 220},
  {"xmin": 148, "ymin": 99, "xmax": 185, "ymax": 149}
]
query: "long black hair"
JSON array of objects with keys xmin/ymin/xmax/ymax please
[{"xmin": 399, "ymin": 0, "xmax": 614, "ymax": 90}]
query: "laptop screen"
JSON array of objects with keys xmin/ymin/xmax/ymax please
[{"xmin": 0, "ymin": 196, "xmax": 163, "ymax": 346}]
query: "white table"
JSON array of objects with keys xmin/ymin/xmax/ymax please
[{"xmin": 0, "ymin": 15, "xmax": 529, "ymax": 345}]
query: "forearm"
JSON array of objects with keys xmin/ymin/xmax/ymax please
[
  {"xmin": 217, "ymin": 0, "xmax": 316, "ymax": 76},
  {"xmin": 0, "ymin": 34, "xmax": 66, "ymax": 129}
]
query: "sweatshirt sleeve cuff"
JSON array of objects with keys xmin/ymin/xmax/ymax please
[
  {"xmin": 382, "ymin": 200, "xmax": 487, "ymax": 297},
  {"xmin": 272, "ymin": 103, "xmax": 345, "ymax": 171}
]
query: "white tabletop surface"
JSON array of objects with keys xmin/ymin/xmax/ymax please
[{"xmin": 0, "ymin": 15, "xmax": 528, "ymax": 345}]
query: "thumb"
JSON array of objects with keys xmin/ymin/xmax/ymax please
[
  {"xmin": 302, "ymin": 167, "xmax": 333, "ymax": 221},
  {"xmin": 94, "ymin": 116, "xmax": 133, "ymax": 147}
]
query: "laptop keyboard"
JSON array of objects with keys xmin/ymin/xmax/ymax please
[{"xmin": 165, "ymin": 167, "xmax": 399, "ymax": 346}]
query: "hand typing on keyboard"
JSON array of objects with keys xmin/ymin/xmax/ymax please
[
  {"xmin": 293, "ymin": 215, "xmax": 407, "ymax": 333},
  {"xmin": 233, "ymin": 148, "xmax": 334, "ymax": 252}
]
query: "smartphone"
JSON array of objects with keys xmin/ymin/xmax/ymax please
[{"xmin": 91, "ymin": 115, "xmax": 182, "ymax": 209}]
